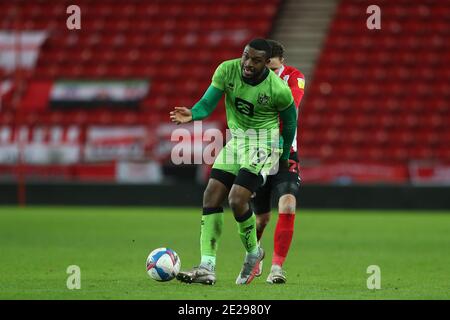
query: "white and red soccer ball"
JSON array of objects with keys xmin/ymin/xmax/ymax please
[{"xmin": 146, "ymin": 247, "xmax": 181, "ymax": 281}]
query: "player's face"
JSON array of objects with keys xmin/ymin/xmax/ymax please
[
  {"xmin": 267, "ymin": 57, "xmax": 284, "ymax": 72},
  {"xmin": 241, "ymin": 46, "xmax": 269, "ymax": 79}
]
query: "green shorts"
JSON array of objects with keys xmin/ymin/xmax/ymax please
[{"xmin": 212, "ymin": 136, "xmax": 281, "ymax": 176}]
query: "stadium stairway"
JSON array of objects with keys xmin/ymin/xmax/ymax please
[{"xmin": 269, "ymin": 0, "xmax": 339, "ymax": 81}]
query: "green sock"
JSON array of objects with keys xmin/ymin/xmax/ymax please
[
  {"xmin": 237, "ymin": 211, "xmax": 259, "ymax": 254},
  {"xmin": 200, "ymin": 210, "xmax": 224, "ymax": 270}
]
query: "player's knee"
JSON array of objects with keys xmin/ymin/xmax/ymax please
[
  {"xmin": 228, "ymin": 195, "xmax": 243, "ymax": 213},
  {"xmin": 278, "ymin": 195, "xmax": 297, "ymax": 214},
  {"xmin": 228, "ymin": 192, "xmax": 247, "ymax": 214}
]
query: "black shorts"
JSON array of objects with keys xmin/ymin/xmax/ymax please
[
  {"xmin": 251, "ymin": 158, "xmax": 301, "ymax": 215},
  {"xmin": 210, "ymin": 168, "xmax": 261, "ymax": 194}
]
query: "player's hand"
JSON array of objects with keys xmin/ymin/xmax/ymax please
[{"xmin": 170, "ymin": 107, "xmax": 193, "ymax": 125}]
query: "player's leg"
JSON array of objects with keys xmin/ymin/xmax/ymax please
[
  {"xmin": 251, "ymin": 180, "xmax": 272, "ymax": 276},
  {"xmin": 252, "ymin": 179, "xmax": 272, "ymax": 241},
  {"xmin": 176, "ymin": 173, "xmax": 232, "ymax": 285},
  {"xmin": 230, "ymin": 168, "xmax": 266, "ymax": 285},
  {"xmin": 267, "ymin": 160, "xmax": 300, "ymax": 284},
  {"xmin": 232, "ymin": 139, "xmax": 284, "ymax": 284},
  {"xmin": 229, "ymin": 171, "xmax": 259, "ymax": 254},
  {"xmin": 200, "ymin": 170, "xmax": 236, "ymax": 269},
  {"xmin": 256, "ymin": 212, "xmax": 271, "ymax": 241},
  {"xmin": 266, "ymin": 193, "xmax": 296, "ymax": 284},
  {"xmin": 254, "ymin": 212, "xmax": 270, "ymax": 277},
  {"xmin": 177, "ymin": 142, "xmax": 239, "ymax": 285}
]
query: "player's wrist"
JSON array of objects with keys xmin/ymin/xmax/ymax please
[{"xmin": 190, "ymin": 108, "xmax": 198, "ymax": 121}]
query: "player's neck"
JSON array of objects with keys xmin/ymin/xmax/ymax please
[
  {"xmin": 275, "ymin": 64, "xmax": 285, "ymax": 76},
  {"xmin": 242, "ymin": 67, "xmax": 269, "ymax": 86}
]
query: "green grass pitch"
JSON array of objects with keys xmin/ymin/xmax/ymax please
[{"xmin": 0, "ymin": 207, "xmax": 449, "ymax": 300}]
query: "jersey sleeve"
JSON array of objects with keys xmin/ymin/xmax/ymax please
[
  {"xmin": 275, "ymin": 84, "xmax": 295, "ymax": 112},
  {"xmin": 287, "ymin": 70, "xmax": 305, "ymax": 108},
  {"xmin": 191, "ymin": 85, "xmax": 224, "ymax": 121},
  {"xmin": 211, "ymin": 62, "xmax": 227, "ymax": 91},
  {"xmin": 279, "ymin": 103, "xmax": 297, "ymax": 160}
]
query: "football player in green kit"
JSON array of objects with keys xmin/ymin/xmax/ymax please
[{"xmin": 169, "ymin": 39, "xmax": 297, "ymax": 285}]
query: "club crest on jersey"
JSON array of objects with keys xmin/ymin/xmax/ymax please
[
  {"xmin": 227, "ymin": 83, "xmax": 235, "ymax": 91},
  {"xmin": 257, "ymin": 93, "xmax": 271, "ymax": 105}
]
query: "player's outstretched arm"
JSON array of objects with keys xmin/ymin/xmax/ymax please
[{"xmin": 169, "ymin": 85, "xmax": 223, "ymax": 125}]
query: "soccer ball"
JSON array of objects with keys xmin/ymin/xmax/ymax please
[{"xmin": 146, "ymin": 247, "xmax": 181, "ymax": 282}]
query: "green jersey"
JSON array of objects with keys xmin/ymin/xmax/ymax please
[
  {"xmin": 211, "ymin": 59, "xmax": 294, "ymax": 132},
  {"xmin": 190, "ymin": 58, "xmax": 298, "ymax": 165}
]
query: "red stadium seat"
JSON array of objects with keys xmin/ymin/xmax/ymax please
[
  {"xmin": 6, "ymin": 0, "xmax": 448, "ymax": 168},
  {"xmin": 302, "ymin": 0, "xmax": 449, "ymax": 164}
]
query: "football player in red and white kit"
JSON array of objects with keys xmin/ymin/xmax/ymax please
[{"xmin": 251, "ymin": 39, "xmax": 305, "ymax": 284}]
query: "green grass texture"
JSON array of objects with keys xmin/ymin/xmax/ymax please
[{"xmin": 0, "ymin": 207, "xmax": 449, "ymax": 300}]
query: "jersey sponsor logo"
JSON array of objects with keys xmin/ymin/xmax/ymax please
[
  {"xmin": 297, "ymin": 78, "xmax": 305, "ymax": 89},
  {"xmin": 257, "ymin": 92, "xmax": 271, "ymax": 106},
  {"xmin": 235, "ymin": 97, "xmax": 254, "ymax": 117}
]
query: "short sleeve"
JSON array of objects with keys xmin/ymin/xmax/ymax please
[
  {"xmin": 276, "ymin": 85, "xmax": 294, "ymax": 112},
  {"xmin": 211, "ymin": 62, "xmax": 227, "ymax": 91}
]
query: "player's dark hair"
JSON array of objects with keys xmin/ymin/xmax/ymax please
[
  {"xmin": 267, "ymin": 39, "xmax": 285, "ymax": 59},
  {"xmin": 247, "ymin": 38, "xmax": 272, "ymax": 59}
]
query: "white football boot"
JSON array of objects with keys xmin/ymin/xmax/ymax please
[
  {"xmin": 266, "ymin": 265, "xmax": 287, "ymax": 284},
  {"xmin": 176, "ymin": 266, "xmax": 216, "ymax": 285}
]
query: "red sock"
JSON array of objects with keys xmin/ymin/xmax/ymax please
[{"xmin": 272, "ymin": 213, "xmax": 295, "ymax": 267}]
